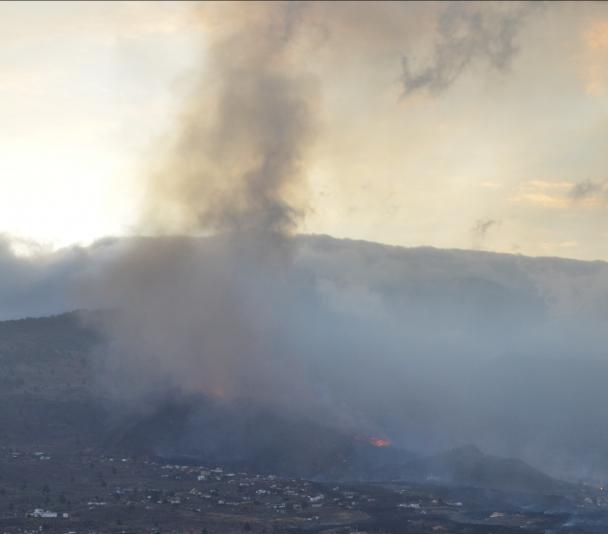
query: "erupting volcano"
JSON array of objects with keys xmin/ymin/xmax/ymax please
[{"xmin": 3, "ymin": 1, "xmax": 608, "ymax": 532}]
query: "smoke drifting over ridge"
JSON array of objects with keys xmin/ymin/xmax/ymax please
[{"xmin": 72, "ymin": 235, "xmax": 608, "ymax": 479}]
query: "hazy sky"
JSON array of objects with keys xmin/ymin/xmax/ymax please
[{"xmin": 2, "ymin": 1, "xmax": 608, "ymax": 260}]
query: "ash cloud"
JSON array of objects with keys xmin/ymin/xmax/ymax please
[{"xmin": 401, "ymin": 2, "xmax": 536, "ymax": 97}]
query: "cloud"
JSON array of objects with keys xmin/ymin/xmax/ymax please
[
  {"xmin": 510, "ymin": 180, "xmax": 574, "ymax": 209},
  {"xmin": 0, "ymin": 235, "xmax": 116, "ymax": 320},
  {"xmin": 539, "ymin": 240, "xmax": 578, "ymax": 254},
  {"xmin": 510, "ymin": 177, "xmax": 608, "ymax": 209},
  {"xmin": 584, "ymin": 19, "xmax": 608, "ymax": 95}
]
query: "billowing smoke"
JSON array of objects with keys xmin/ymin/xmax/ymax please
[
  {"xmin": 401, "ymin": 2, "xmax": 536, "ymax": 96},
  {"xmin": 88, "ymin": 2, "xmax": 328, "ymax": 423}
]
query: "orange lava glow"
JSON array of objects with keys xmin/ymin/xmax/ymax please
[{"xmin": 369, "ymin": 437, "xmax": 391, "ymax": 448}]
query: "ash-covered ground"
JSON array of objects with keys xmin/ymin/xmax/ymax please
[{"xmin": 1, "ymin": 312, "xmax": 608, "ymax": 533}]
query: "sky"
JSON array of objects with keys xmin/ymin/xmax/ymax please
[{"xmin": 1, "ymin": 1, "xmax": 608, "ymax": 260}]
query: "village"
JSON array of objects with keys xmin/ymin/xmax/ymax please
[{"xmin": 1, "ymin": 444, "xmax": 607, "ymax": 533}]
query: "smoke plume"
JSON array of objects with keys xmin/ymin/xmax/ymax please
[
  {"xmin": 90, "ymin": 2, "xmax": 331, "ymax": 425},
  {"xmin": 141, "ymin": 2, "xmax": 316, "ymax": 237}
]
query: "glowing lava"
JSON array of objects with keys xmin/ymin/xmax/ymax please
[{"xmin": 369, "ymin": 437, "xmax": 391, "ymax": 448}]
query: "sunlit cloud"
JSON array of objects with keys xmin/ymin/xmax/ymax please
[
  {"xmin": 583, "ymin": 19, "xmax": 608, "ymax": 95},
  {"xmin": 479, "ymin": 180, "xmax": 502, "ymax": 189},
  {"xmin": 539, "ymin": 240, "xmax": 579, "ymax": 254},
  {"xmin": 510, "ymin": 180, "xmax": 572, "ymax": 209},
  {"xmin": 510, "ymin": 180, "xmax": 605, "ymax": 210}
]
